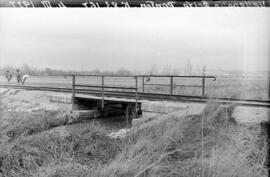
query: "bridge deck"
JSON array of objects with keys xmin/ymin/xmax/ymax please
[{"xmin": 75, "ymin": 93, "xmax": 140, "ymax": 103}]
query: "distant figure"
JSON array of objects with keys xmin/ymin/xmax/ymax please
[
  {"xmin": 16, "ymin": 70, "xmax": 23, "ymax": 83},
  {"xmin": 146, "ymin": 77, "xmax": 150, "ymax": 82},
  {"xmin": 4, "ymin": 70, "xmax": 12, "ymax": 83},
  {"xmin": 21, "ymin": 75, "xmax": 28, "ymax": 85}
]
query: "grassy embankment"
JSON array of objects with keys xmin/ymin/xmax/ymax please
[{"xmin": 0, "ymin": 97, "xmax": 268, "ymax": 177}]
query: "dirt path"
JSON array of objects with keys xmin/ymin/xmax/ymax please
[
  {"xmin": 0, "ymin": 88, "xmax": 71, "ymax": 112},
  {"xmin": 232, "ymin": 106, "xmax": 269, "ymax": 123}
]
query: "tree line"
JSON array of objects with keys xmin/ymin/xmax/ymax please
[
  {"xmin": 2, "ymin": 62, "xmax": 260, "ymax": 77},
  {"xmin": 0, "ymin": 64, "xmax": 137, "ymax": 76},
  {"xmin": 0, "ymin": 64, "xmax": 198, "ymax": 76}
]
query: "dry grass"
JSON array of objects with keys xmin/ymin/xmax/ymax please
[
  {"xmin": 0, "ymin": 96, "xmax": 268, "ymax": 177},
  {"xmin": 92, "ymin": 102, "xmax": 268, "ymax": 177},
  {"xmin": 0, "ymin": 122, "xmax": 122, "ymax": 177}
]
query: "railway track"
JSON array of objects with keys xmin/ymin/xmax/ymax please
[{"xmin": 1, "ymin": 84, "xmax": 270, "ymax": 108}]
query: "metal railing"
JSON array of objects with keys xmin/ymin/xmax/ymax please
[
  {"xmin": 71, "ymin": 74, "xmax": 216, "ymax": 110},
  {"xmin": 140, "ymin": 75, "xmax": 216, "ymax": 96},
  {"xmin": 71, "ymin": 75, "xmax": 138, "ymax": 111}
]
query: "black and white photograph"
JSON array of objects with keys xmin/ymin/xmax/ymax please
[{"xmin": 0, "ymin": 2, "xmax": 269, "ymax": 177}]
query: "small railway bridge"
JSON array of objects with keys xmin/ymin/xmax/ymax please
[
  {"xmin": 1, "ymin": 74, "xmax": 269, "ymax": 127},
  {"xmin": 70, "ymin": 74, "xmax": 216, "ymax": 127}
]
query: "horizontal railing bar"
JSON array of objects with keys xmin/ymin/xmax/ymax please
[
  {"xmin": 143, "ymin": 83, "xmax": 171, "ymax": 87},
  {"xmin": 139, "ymin": 75, "xmax": 216, "ymax": 78},
  {"xmin": 67, "ymin": 74, "xmax": 216, "ymax": 79},
  {"xmin": 74, "ymin": 84, "xmax": 137, "ymax": 90},
  {"xmin": 69, "ymin": 74, "xmax": 136, "ymax": 77},
  {"xmin": 144, "ymin": 84, "xmax": 202, "ymax": 88},
  {"xmin": 175, "ymin": 84, "xmax": 202, "ymax": 88},
  {"xmin": 75, "ymin": 88, "xmax": 135, "ymax": 93}
]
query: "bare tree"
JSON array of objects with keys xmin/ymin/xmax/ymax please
[
  {"xmin": 202, "ymin": 66, "xmax": 207, "ymax": 76},
  {"xmin": 185, "ymin": 59, "xmax": 193, "ymax": 75},
  {"xmin": 115, "ymin": 68, "xmax": 132, "ymax": 75},
  {"xmin": 162, "ymin": 64, "xmax": 172, "ymax": 75},
  {"xmin": 149, "ymin": 64, "xmax": 159, "ymax": 75}
]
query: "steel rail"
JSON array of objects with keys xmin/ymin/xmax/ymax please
[
  {"xmin": 0, "ymin": 84, "xmax": 269, "ymax": 108},
  {"xmin": 74, "ymin": 84, "xmax": 136, "ymax": 90},
  {"xmin": 1, "ymin": 84, "xmax": 268, "ymax": 103}
]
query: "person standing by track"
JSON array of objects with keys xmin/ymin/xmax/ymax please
[
  {"xmin": 16, "ymin": 69, "xmax": 23, "ymax": 83},
  {"xmin": 4, "ymin": 70, "xmax": 12, "ymax": 83},
  {"xmin": 21, "ymin": 74, "xmax": 28, "ymax": 85}
]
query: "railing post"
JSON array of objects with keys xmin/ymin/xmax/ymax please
[
  {"xmin": 125, "ymin": 104, "xmax": 130, "ymax": 127},
  {"xmin": 170, "ymin": 76, "xmax": 173, "ymax": 95},
  {"xmin": 72, "ymin": 75, "xmax": 75, "ymax": 110},
  {"xmin": 268, "ymin": 76, "xmax": 270, "ymax": 99},
  {"xmin": 142, "ymin": 76, "xmax": 144, "ymax": 93},
  {"xmin": 202, "ymin": 77, "xmax": 205, "ymax": 96},
  {"xmin": 135, "ymin": 76, "xmax": 138, "ymax": 117},
  {"xmin": 101, "ymin": 76, "xmax": 104, "ymax": 108}
]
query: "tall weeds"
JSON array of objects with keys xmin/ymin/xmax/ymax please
[
  {"xmin": 0, "ymin": 100, "xmax": 268, "ymax": 177},
  {"xmin": 94, "ymin": 102, "xmax": 268, "ymax": 177}
]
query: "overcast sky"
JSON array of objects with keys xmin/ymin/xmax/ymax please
[{"xmin": 0, "ymin": 8, "xmax": 269, "ymax": 72}]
